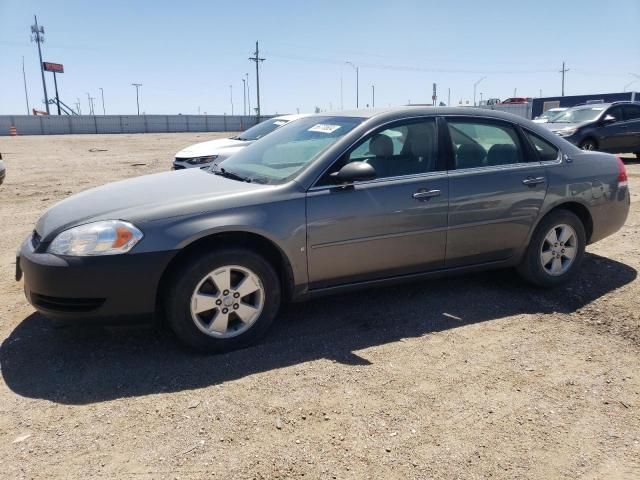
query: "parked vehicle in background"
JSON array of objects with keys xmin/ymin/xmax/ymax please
[
  {"xmin": 0, "ymin": 153, "xmax": 5, "ymax": 185},
  {"xmin": 17, "ymin": 107, "xmax": 630, "ymax": 353},
  {"xmin": 501, "ymin": 97, "xmax": 531, "ymax": 105},
  {"xmin": 533, "ymin": 107, "xmax": 567, "ymax": 123},
  {"xmin": 544, "ymin": 102, "xmax": 640, "ymax": 155},
  {"xmin": 172, "ymin": 114, "xmax": 310, "ymax": 170}
]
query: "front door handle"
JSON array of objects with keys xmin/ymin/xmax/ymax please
[
  {"xmin": 522, "ymin": 176, "xmax": 546, "ymax": 186},
  {"xmin": 413, "ymin": 189, "xmax": 441, "ymax": 200}
]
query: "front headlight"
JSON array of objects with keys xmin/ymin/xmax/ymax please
[
  {"xmin": 556, "ymin": 128, "xmax": 577, "ymax": 137},
  {"xmin": 48, "ymin": 220, "xmax": 143, "ymax": 256},
  {"xmin": 186, "ymin": 155, "xmax": 218, "ymax": 165}
]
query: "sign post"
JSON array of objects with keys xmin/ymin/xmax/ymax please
[{"xmin": 43, "ymin": 62, "xmax": 64, "ymax": 115}]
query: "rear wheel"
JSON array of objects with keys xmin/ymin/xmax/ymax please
[
  {"xmin": 517, "ymin": 209, "xmax": 586, "ymax": 287},
  {"xmin": 164, "ymin": 248, "xmax": 281, "ymax": 353},
  {"xmin": 579, "ymin": 138, "xmax": 597, "ymax": 151}
]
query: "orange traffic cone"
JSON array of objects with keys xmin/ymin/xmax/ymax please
[{"xmin": 9, "ymin": 126, "xmax": 17, "ymax": 136}]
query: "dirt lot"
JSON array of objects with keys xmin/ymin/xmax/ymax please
[{"xmin": 0, "ymin": 133, "xmax": 639, "ymax": 479}]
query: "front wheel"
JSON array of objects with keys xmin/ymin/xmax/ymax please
[
  {"xmin": 517, "ymin": 210, "xmax": 586, "ymax": 287},
  {"xmin": 164, "ymin": 248, "xmax": 281, "ymax": 353},
  {"xmin": 579, "ymin": 138, "xmax": 597, "ymax": 151}
]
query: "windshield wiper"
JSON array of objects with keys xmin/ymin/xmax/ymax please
[{"xmin": 214, "ymin": 167, "xmax": 251, "ymax": 183}]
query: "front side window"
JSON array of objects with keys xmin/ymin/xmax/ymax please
[
  {"xmin": 525, "ymin": 131, "xmax": 559, "ymax": 162},
  {"xmin": 217, "ymin": 116, "xmax": 365, "ymax": 184},
  {"xmin": 321, "ymin": 118, "xmax": 438, "ymax": 183},
  {"xmin": 447, "ymin": 120, "xmax": 523, "ymax": 169},
  {"xmin": 606, "ymin": 106, "xmax": 624, "ymax": 122}
]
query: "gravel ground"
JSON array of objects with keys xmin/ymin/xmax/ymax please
[{"xmin": 0, "ymin": 133, "xmax": 639, "ymax": 479}]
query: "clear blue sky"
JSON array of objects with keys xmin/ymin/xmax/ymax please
[{"xmin": 1, "ymin": 0, "xmax": 639, "ymax": 115}]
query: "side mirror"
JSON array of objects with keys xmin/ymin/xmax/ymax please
[
  {"xmin": 330, "ymin": 161, "xmax": 377, "ymax": 184},
  {"xmin": 602, "ymin": 114, "xmax": 616, "ymax": 124}
]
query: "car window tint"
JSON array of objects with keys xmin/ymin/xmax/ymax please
[
  {"xmin": 525, "ymin": 131, "xmax": 559, "ymax": 162},
  {"xmin": 322, "ymin": 119, "xmax": 437, "ymax": 183},
  {"xmin": 622, "ymin": 104, "xmax": 640, "ymax": 120},
  {"xmin": 447, "ymin": 120, "xmax": 523, "ymax": 169}
]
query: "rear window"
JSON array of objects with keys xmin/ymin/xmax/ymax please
[{"xmin": 525, "ymin": 131, "xmax": 559, "ymax": 162}]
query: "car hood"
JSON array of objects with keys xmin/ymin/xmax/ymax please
[
  {"xmin": 175, "ymin": 137, "xmax": 252, "ymax": 158},
  {"xmin": 35, "ymin": 169, "xmax": 268, "ymax": 239},
  {"xmin": 544, "ymin": 121, "xmax": 591, "ymax": 132}
]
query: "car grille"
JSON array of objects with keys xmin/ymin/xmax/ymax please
[{"xmin": 31, "ymin": 293, "xmax": 105, "ymax": 313}]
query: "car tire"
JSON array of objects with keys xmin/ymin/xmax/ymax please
[
  {"xmin": 517, "ymin": 209, "xmax": 586, "ymax": 288},
  {"xmin": 579, "ymin": 138, "xmax": 598, "ymax": 151},
  {"xmin": 164, "ymin": 248, "xmax": 281, "ymax": 353}
]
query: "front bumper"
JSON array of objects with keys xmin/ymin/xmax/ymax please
[{"xmin": 17, "ymin": 236, "xmax": 175, "ymax": 322}]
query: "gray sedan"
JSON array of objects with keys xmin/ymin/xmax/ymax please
[{"xmin": 17, "ymin": 107, "xmax": 630, "ymax": 352}]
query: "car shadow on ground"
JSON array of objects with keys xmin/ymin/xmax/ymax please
[{"xmin": 1, "ymin": 253, "xmax": 636, "ymax": 405}]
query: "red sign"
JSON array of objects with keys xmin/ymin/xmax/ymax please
[{"xmin": 43, "ymin": 62, "xmax": 64, "ymax": 73}]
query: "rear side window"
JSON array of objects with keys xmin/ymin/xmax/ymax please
[
  {"xmin": 622, "ymin": 104, "xmax": 640, "ymax": 120},
  {"xmin": 447, "ymin": 120, "xmax": 523, "ymax": 169},
  {"xmin": 525, "ymin": 131, "xmax": 559, "ymax": 162}
]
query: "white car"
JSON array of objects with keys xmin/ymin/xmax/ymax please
[
  {"xmin": 172, "ymin": 114, "xmax": 310, "ymax": 169},
  {"xmin": 533, "ymin": 107, "xmax": 567, "ymax": 124}
]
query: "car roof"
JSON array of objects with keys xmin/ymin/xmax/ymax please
[{"xmin": 311, "ymin": 106, "xmax": 535, "ymax": 122}]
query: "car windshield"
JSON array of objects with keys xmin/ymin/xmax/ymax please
[
  {"xmin": 235, "ymin": 118, "xmax": 291, "ymax": 141},
  {"xmin": 549, "ymin": 107, "xmax": 603, "ymax": 124},
  {"xmin": 539, "ymin": 110, "xmax": 563, "ymax": 120},
  {"xmin": 213, "ymin": 116, "xmax": 365, "ymax": 184}
]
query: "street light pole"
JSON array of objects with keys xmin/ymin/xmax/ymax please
[
  {"xmin": 346, "ymin": 61, "xmax": 359, "ymax": 108},
  {"xmin": 242, "ymin": 78, "xmax": 247, "ymax": 116},
  {"xmin": 99, "ymin": 87, "xmax": 105, "ymax": 115},
  {"xmin": 132, "ymin": 83, "xmax": 142, "ymax": 115},
  {"xmin": 371, "ymin": 85, "xmax": 375, "ymax": 108},
  {"xmin": 473, "ymin": 76, "xmax": 486, "ymax": 106},
  {"xmin": 245, "ymin": 73, "xmax": 251, "ymax": 116},
  {"xmin": 229, "ymin": 84, "xmax": 234, "ymax": 116}
]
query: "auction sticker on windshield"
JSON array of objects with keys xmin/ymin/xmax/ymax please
[{"xmin": 308, "ymin": 124, "xmax": 341, "ymax": 134}]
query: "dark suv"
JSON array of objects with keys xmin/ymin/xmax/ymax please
[{"xmin": 545, "ymin": 102, "xmax": 640, "ymax": 156}]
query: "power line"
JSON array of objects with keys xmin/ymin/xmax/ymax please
[
  {"xmin": 30, "ymin": 15, "xmax": 49, "ymax": 114},
  {"xmin": 248, "ymin": 41, "xmax": 265, "ymax": 121},
  {"xmin": 22, "ymin": 56, "xmax": 30, "ymax": 114}
]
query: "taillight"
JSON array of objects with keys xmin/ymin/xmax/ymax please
[{"xmin": 616, "ymin": 156, "xmax": 628, "ymax": 188}]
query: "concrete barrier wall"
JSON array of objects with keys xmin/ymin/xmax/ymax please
[{"xmin": 0, "ymin": 115, "xmax": 271, "ymax": 136}]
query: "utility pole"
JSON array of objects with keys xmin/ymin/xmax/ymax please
[
  {"xmin": 22, "ymin": 56, "xmax": 30, "ymax": 114},
  {"xmin": 340, "ymin": 65, "xmax": 344, "ymax": 110},
  {"xmin": 31, "ymin": 15, "xmax": 49, "ymax": 114},
  {"xmin": 99, "ymin": 87, "xmax": 105, "ymax": 115},
  {"xmin": 560, "ymin": 61, "xmax": 569, "ymax": 96},
  {"xmin": 86, "ymin": 93, "xmax": 95, "ymax": 115},
  {"xmin": 480, "ymin": 92, "xmax": 483, "ymax": 103},
  {"xmin": 371, "ymin": 85, "xmax": 375, "ymax": 108},
  {"xmin": 248, "ymin": 41, "xmax": 265, "ymax": 121},
  {"xmin": 76, "ymin": 97, "xmax": 82, "ymax": 115},
  {"xmin": 52, "ymin": 71, "xmax": 61, "ymax": 115},
  {"xmin": 242, "ymin": 78, "xmax": 247, "ymax": 116},
  {"xmin": 539, "ymin": 88, "xmax": 542, "ymax": 98},
  {"xmin": 346, "ymin": 61, "xmax": 359, "ymax": 108},
  {"xmin": 473, "ymin": 76, "xmax": 486, "ymax": 106},
  {"xmin": 514, "ymin": 87, "xmax": 517, "ymax": 97},
  {"xmin": 132, "ymin": 83, "xmax": 142, "ymax": 115},
  {"xmin": 245, "ymin": 73, "xmax": 251, "ymax": 118},
  {"xmin": 448, "ymin": 88, "xmax": 451, "ymax": 107},
  {"xmin": 229, "ymin": 84, "xmax": 234, "ymax": 115}
]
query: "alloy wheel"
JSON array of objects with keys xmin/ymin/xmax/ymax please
[
  {"xmin": 540, "ymin": 224, "xmax": 578, "ymax": 276},
  {"xmin": 190, "ymin": 265, "xmax": 265, "ymax": 338}
]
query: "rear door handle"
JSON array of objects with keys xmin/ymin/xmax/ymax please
[
  {"xmin": 522, "ymin": 176, "xmax": 546, "ymax": 186},
  {"xmin": 413, "ymin": 189, "xmax": 441, "ymax": 200}
]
